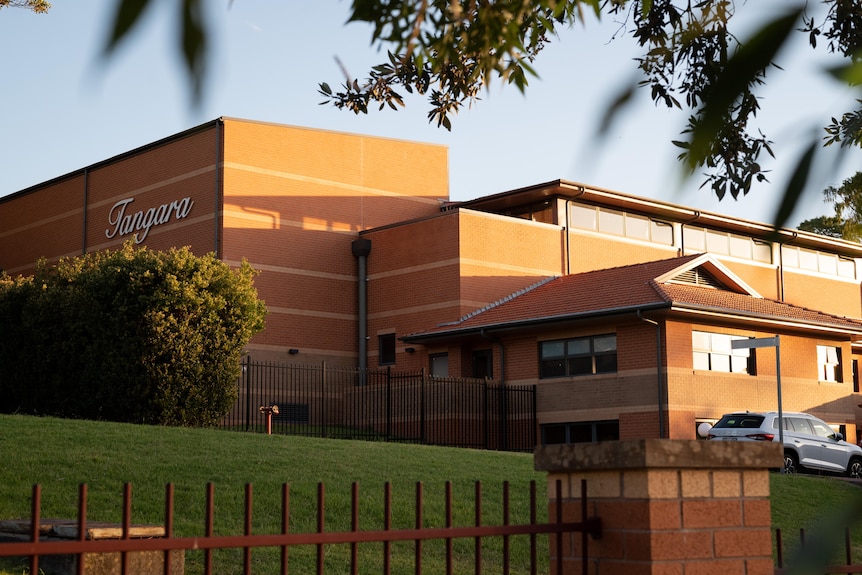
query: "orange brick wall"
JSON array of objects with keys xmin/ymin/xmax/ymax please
[
  {"xmin": 664, "ymin": 319, "xmax": 860, "ymax": 437},
  {"xmin": 218, "ymin": 119, "xmax": 449, "ymax": 363},
  {"xmin": 567, "ymin": 230, "xmax": 677, "ymax": 273},
  {"xmin": 720, "ymin": 259, "xmax": 780, "ymax": 300},
  {"xmin": 0, "ymin": 173, "xmax": 87, "ymax": 274},
  {"xmin": 539, "ymin": 441, "xmax": 777, "ymax": 575},
  {"xmin": 0, "ymin": 125, "xmax": 219, "ymax": 277},
  {"xmin": 363, "ymin": 210, "xmax": 564, "ymax": 370},
  {"xmin": 783, "ymin": 268, "xmax": 862, "ymax": 318}
]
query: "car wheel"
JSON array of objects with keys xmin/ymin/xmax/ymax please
[
  {"xmin": 847, "ymin": 458, "xmax": 862, "ymax": 479},
  {"xmin": 784, "ymin": 452, "xmax": 799, "ymax": 474}
]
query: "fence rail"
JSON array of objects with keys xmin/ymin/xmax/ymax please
[
  {"xmin": 774, "ymin": 526, "xmax": 862, "ymax": 574},
  {"xmin": 222, "ymin": 358, "xmax": 537, "ymax": 452},
  {"xmin": 0, "ymin": 480, "xmax": 600, "ymax": 575}
]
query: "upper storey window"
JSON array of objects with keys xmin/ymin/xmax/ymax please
[
  {"xmin": 683, "ymin": 225, "xmax": 772, "ymax": 264},
  {"xmin": 569, "ymin": 204, "xmax": 673, "ymax": 246},
  {"xmin": 781, "ymin": 245, "xmax": 856, "ymax": 279}
]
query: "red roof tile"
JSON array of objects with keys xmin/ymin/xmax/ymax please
[{"xmin": 405, "ymin": 254, "xmax": 862, "ymax": 340}]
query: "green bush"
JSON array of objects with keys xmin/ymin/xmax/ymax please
[{"xmin": 0, "ymin": 243, "xmax": 266, "ymax": 426}]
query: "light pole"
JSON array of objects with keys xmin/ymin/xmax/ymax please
[{"xmin": 731, "ymin": 335, "xmax": 783, "ymax": 446}]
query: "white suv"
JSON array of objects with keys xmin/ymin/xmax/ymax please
[{"xmin": 707, "ymin": 411, "xmax": 862, "ymax": 478}]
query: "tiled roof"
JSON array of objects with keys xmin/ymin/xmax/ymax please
[{"xmin": 404, "ymin": 254, "xmax": 862, "ymax": 340}]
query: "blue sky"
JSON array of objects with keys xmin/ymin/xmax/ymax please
[{"xmin": 2, "ymin": 0, "xmax": 860, "ymax": 228}]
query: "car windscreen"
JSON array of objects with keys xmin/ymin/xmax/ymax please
[{"xmin": 713, "ymin": 414, "xmax": 764, "ymax": 429}]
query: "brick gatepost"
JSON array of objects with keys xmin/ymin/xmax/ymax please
[{"xmin": 535, "ymin": 439, "xmax": 782, "ymax": 575}]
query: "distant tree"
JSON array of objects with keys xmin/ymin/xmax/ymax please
[
  {"xmin": 797, "ymin": 215, "xmax": 845, "ymax": 239},
  {"xmin": 800, "ymin": 172, "xmax": 862, "ymax": 241},
  {"xmin": 0, "ymin": 0, "xmax": 50, "ymax": 12},
  {"xmin": 0, "ymin": 243, "xmax": 267, "ymax": 426}
]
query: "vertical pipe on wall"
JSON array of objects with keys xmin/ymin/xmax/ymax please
[
  {"xmin": 352, "ymin": 238, "xmax": 372, "ymax": 383},
  {"xmin": 637, "ymin": 310, "xmax": 665, "ymax": 439},
  {"xmin": 481, "ymin": 329, "xmax": 507, "ymax": 450}
]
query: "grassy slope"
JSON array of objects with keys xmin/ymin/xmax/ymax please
[
  {"xmin": 2, "ymin": 415, "xmax": 862, "ymax": 573},
  {"xmin": 0, "ymin": 415, "xmax": 546, "ymax": 574}
]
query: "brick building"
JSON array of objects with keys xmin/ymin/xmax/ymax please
[{"xmin": 3, "ymin": 117, "xmax": 862, "ymax": 443}]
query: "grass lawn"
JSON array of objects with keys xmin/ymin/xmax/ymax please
[
  {"xmin": 0, "ymin": 415, "xmax": 547, "ymax": 574},
  {"xmin": 2, "ymin": 415, "xmax": 862, "ymax": 574}
]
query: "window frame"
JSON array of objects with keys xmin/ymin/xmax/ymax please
[
  {"xmin": 429, "ymin": 353, "xmax": 449, "ymax": 377},
  {"xmin": 378, "ymin": 333, "xmax": 396, "ymax": 366},
  {"xmin": 541, "ymin": 420, "xmax": 620, "ymax": 445},
  {"xmin": 817, "ymin": 344, "xmax": 843, "ymax": 382},
  {"xmin": 539, "ymin": 334, "xmax": 617, "ymax": 379},
  {"xmin": 691, "ymin": 331, "xmax": 756, "ymax": 375}
]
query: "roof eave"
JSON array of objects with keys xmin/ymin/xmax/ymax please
[
  {"xmin": 669, "ymin": 304, "xmax": 862, "ymax": 338},
  {"xmin": 401, "ymin": 302, "xmax": 671, "ymax": 343}
]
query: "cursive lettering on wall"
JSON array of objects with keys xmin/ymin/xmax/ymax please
[{"xmin": 105, "ymin": 196, "xmax": 195, "ymax": 244}]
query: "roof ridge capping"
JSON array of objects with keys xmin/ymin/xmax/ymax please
[{"xmin": 440, "ymin": 276, "xmax": 560, "ymax": 327}]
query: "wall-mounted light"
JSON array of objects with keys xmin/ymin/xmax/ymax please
[
  {"xmin": 405, "ymin": 347, "xmax": 415, "ymax": 353},
  {"xmin": 288, "ymin": 348, "xmax": 300, "ymax": 355}
]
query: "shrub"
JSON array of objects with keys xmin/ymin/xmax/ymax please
[{"xmin": 0, "ymin": 243, "xmax": 267, "ymax": 426}]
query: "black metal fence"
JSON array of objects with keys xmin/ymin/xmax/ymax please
[{"xmin": 221, "ymin": 357, "xmax": 537, "ymax": 452}]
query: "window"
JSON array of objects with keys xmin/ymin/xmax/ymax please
[
  {"xmin": 853, "ymin": 359, "xmax": 859, "ymax": 393},
  {"xmin": 598, "ymin": 208, "xmax": 625, "ymax": 235},
  {"xmin": 692, "ymin": 331, "xmax": 755, "ymax": 374},
  {"xmin": 378, "ymin": 333, "xmax": 396, "ymax": 365},
  {"xmin": 472, "ymin": 349, "xmax": 493, "ymax": 379},
  {"xmin": 541, "ymin": 420, "xmax": 620, "ymax": 444},
  {"xmin": 429, "ymin": 353, "xmax": 449, "ymax": 377},
  {"xmin": 817, "ymin": 345, "xmax": 842, "ymax": 382},
  {"xmin": 540, "ymin": 334, "xmax": 617, "ymax": 378},
  {"xmin": 685, "ymin": 225, "xmax": 772, "ymax": 264},
  {"xmin": 781, "ymin": 245, "xmax": 857, "ymax": 279},
  {"xmin": 568, "ymin": 204, "xmax": 673, "ymax": 245}
]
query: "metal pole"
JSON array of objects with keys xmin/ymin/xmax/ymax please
[{"xmin": 776, "ymin": 335, "xmax": 784, "ymax": 447}]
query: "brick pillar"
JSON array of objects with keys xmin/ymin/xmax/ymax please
[{"xmin": 535, "ymin": 439, "xmax": 782, "ymax": 575}]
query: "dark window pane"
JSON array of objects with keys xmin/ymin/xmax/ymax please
[
  {"xmin": 568, "ymin": 356, "xmax": 593, "ymax": 375},
  {"xmin": 379, "ymin": 333, "xmax": 396, "ymax": 365},
  {"xmin": 542, "ymin": 425, "xmax": 568, "ymax": 444},
  {"xmin": 472, "ymin": 349, "xmax": 493, "ymax": 379},
  {"xmin": 595, "ymin": 421, "xmax": 620, "ymax": 441},
  {"xmin": 595, "ymin": 354, "xmax": 617, "ymax": 373},
  {"xmin": 570, "ymin": 423, "xmax": 593, "ymax": 443},
  {"xmin": 541, "ymin": 359, "xmax": 566, "ymax": 378}
]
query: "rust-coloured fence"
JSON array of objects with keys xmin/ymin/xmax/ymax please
[
  {"xmin": 775, "ymin": 527, "xmax": 862, "ymax": 574},
  {"xmin": 0, "ymin": 480, "xmax": 600, "ymax": 575},
  {"xmin": 223, "ymin": 358, "xmax": 537, "ymax": 452}
]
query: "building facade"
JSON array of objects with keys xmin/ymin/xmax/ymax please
[{"xmin": 3, "ymin": 117, "xmax": 862, "ymax": 443}]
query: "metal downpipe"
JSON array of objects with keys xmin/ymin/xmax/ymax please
[
  {"xmin": 352, "ymin": 238, "xmax": 372, "ymax": 384},
  {"xmin": 637, "ymin": 310, "xmax": 665, "ymax": 438}
]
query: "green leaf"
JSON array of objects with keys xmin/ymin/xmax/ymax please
[
  {"xmin": 687, "ymin": 8, "xmax": 802, "ymax": 170},
  {"xmin": 771, "ymin": 140, "xmax": 816, "ymax": 233},
  {"xmin": 597, "ymin": 83, "xmax": 636, "ymax": 136},
  {"xmin": 827, "ymin": 62, "xmax": 862, "ymax": 86},
  {"xmin": 103, "ymin": 0, "xmax": 152, "ymax": 55},
  {"xmin": 180, "ymin": 0, "xmax": 206, "ymax": 102}
]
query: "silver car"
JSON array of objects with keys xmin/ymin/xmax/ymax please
[{"xmin": 707, "ymin": 411, "xmax": 862, "ymax": 478}]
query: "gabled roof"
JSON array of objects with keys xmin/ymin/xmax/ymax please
[{"xmin": 403, "ymin": 254, "xmax": 862, "ymax": 342}]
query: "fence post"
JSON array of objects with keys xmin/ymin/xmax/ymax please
[
  {"xmin": 482, "ymin": 382, "xmax": 489, "ymax": 450},
  {"xmin": 420, "ymin": 368, "xmax": 426, "ymax": 444},
  {"xmin": 244, "ymin": 355, "xmax": 252, "ymax": 432},
  {"xmin": 534, "ymin": 439, "xmax": 780, "ymax": 575},
  {"xmin": 386, "ymin": 366, "xmax": 392, "ymax": 440},
  {"xmin": 321, "ymin": 361, "xmax": 327, "ymax": 439}
]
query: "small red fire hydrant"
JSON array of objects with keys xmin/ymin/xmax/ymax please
[{"xmin": 259, "ymin": 404, "xmax": 279, "ymax": 435}]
